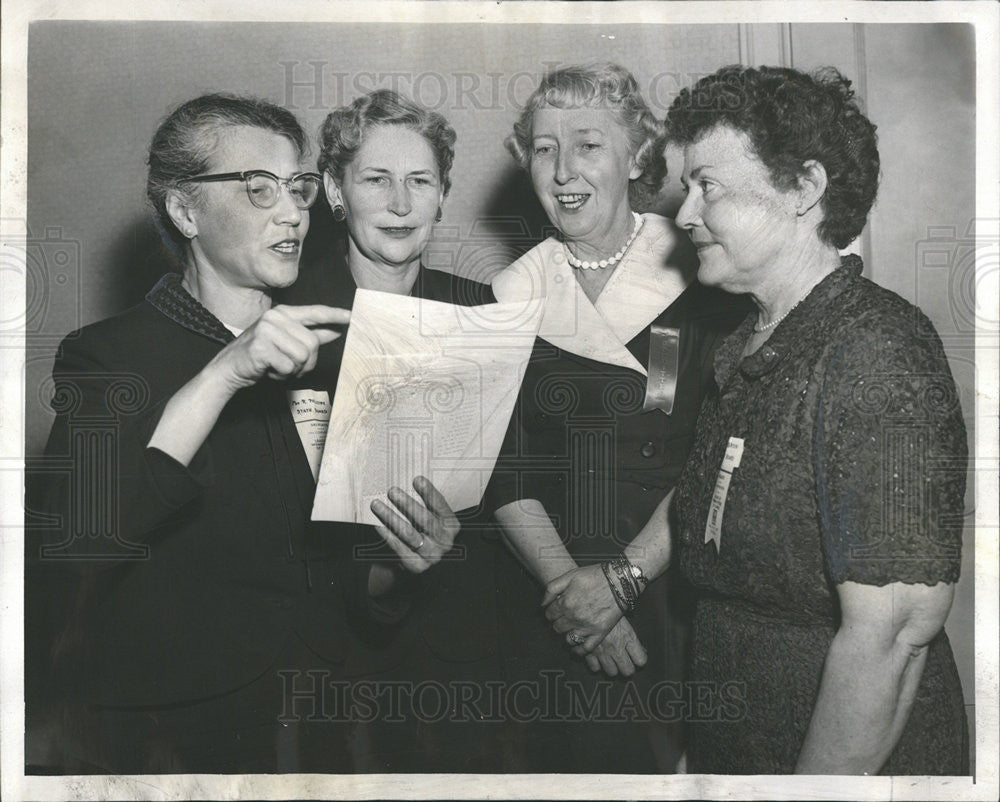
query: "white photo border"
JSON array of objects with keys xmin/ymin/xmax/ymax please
[{"xmin": 2, "ymin": 1, "xmax": 997, "ymax": 800}]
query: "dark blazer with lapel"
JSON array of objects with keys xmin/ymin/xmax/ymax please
[{"xmin": 29, "ymin": 274, "xmax": 351, "ymax": 708}]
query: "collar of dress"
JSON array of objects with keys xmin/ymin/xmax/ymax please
[
  {"xmin": 146, "ymin": 272, "xmax": 235, "ymax": 345},
  {"xmin": 145, "ymin": 265, "xmax": 446, "ymax": 346},
  {"xmin": 491, "ymin": 214, "xmax": 693, "ymax": 376},
  {"xmin": 713, "ymin": 254, "xmax": 865, "ymax": 387}
]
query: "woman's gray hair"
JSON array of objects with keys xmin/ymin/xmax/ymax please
[
  {"xmin": 505, "ymin": 63, "xmax": 667, "ymax": 210},
  {"xmin": 318, "ymin": 89, "xmax": 457, "ymax": 196},
  {"xmin": 146, "ymin": 93, "xmax": 308, "ymax": 254}
]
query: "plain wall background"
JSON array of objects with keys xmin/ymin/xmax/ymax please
[{"xmin": 24, "ymin": 22, "xmax": 977, "ymax": 725}]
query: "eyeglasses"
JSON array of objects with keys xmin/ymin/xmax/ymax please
[{"xmin": 181, "ymin": 170, "xmax": 323, "ymax": 210}]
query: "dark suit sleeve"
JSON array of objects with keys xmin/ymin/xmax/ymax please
[
  {"xmin": 309, "ymin": 516, "xmax": 431, "ymax": 632},
  {"xmin": 33, "ymin": 332, "xmax": 214, "ymax": 561}
]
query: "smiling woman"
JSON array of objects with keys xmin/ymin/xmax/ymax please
[
  {"xmin": 662, "ymin": 65, "xmax": 968, "ymax": 776},
  {"xmin": 315, "ymin": 90, "xmax": 457, "ymax": 293},
  {"xmin": 527, "ymin": 106, "xmax": 641, "ymax": 276},
  {"xmin": 486, "ymin": 64, "xmax": 747, "ymax": 773},
  {"xmin": 27, "ymin": 94, "xmax": 366, "ymax": 773},
  {"xmin": 328, "ymin": 123, "xmax": 443, "ymax": 279}
]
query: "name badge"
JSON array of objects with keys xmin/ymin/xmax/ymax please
[
  {"xmin": 288, "ymin": 389, "xmax": 332, "ymax": 481},
  {"xmin": 643, "ymin": 325, "xmax": 680, "ymax": 415},
  {"xmin": 704, "ymin": 436, "xmax": 744, "ymax": 552}
]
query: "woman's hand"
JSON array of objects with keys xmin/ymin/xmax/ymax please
[
  {"xmin": 371, "ymin": 475, "xmax": 460, "ymax": 574},
  {"xmin": 207, "ymin": 304, "xmax": 350, "ymax": 393},
  {"xmin": 148, "ymin": 304, "xmax": 350, "ymax": 466},
  {"xmin": 583, "ymin": 618, "xmax": 647, "ymax": 677},
  {"xmin": 542, "ymin": 563, "xmax": 623, "ymax": 654}
]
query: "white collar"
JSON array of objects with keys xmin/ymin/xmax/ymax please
[{"xmin": 492, "ymin": 214, "xmax": 694, "ymax": 376}]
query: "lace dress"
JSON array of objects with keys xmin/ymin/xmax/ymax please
[{"xmin": 674, "ymin": 257, "xmax": 969, "ymax": 774}]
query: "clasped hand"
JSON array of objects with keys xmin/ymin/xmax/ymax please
[{"xmin": 542, "ymin": 564, "xmax": 647, "ymax": 676}]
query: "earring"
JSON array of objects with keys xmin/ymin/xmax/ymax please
[
  {"xmin": 435, "ymin": 207, "xmax": 443, "ymax": 223},
  {"xmin": 332, "ymin": 204, "xmax": 347, "ymax": 222}
]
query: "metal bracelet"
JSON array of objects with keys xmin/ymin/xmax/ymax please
[
  {"xmin": 601, "ymin": 560, "xmax": 632, "ymax": 614},
  {"xmin": 611, "ymin": 556, "xmax": 638, "ymax": 610},
  {"xmin": 622, "ymin": 553, "xmax": 649, "ymax": 593}
]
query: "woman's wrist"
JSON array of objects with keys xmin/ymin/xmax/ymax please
[
  {"xmin": 540, "ymin": 555, "xmax": 579, "ymax": 584},
  {"xmin": 367, "ymin": 560, "xmax": 425, "ymax": 601},
  {"xmin": 197, "ymin": 352, "xmax": 248, "ymax": 401},
  {"xmin": 621, "ymin": 488, "xmax": 674, "ymax": 585},
  {"xmin": 146, "ymin": 362, "xmax": 236, "ymax": 463}
]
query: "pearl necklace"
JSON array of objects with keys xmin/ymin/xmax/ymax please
[
  {"xmin": 753, "ymin": 299, "xmax": 802, "ymax": 333},
  {"xmin": 564, "ymin": 212, "xmax": 643, "ymax": 270}
]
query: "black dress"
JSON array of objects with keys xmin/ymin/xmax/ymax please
[
  {"xmin": 673, "ymin": 257, "xmax": 969, "ymax": 774},
  {"xmin": 279, "ymin": 256, "xmax": 507, "ymax": 772},
  {"xmin": 487, "ymin": 215, "xmax": 747, "ymax": 772},
  {"xmin": 27, "ymin": 273, "xmax": 354, "ymax": 773}
]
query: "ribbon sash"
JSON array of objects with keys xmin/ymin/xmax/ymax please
[{"xmin": 643, "ymin": 325, "xmax": 681, "ymax": 414}]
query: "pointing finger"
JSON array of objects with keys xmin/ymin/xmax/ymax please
[{"xmin": 277, "ymin": 304, "xmax": 352, "ymax": 327}]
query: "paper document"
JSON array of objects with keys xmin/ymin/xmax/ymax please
[
  {"xmin": 288, "ymin": 389, "xmax": 331, "ymax": 481},
  {"xmin": 312, "ymin": 289, "xmax": 543, "ymax": 525}
]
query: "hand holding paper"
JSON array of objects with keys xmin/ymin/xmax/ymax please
[
  {"xmin": 370, "ymin": 475, "xmax": 461, "ymax": 573},
  {"xmin": 311, "ymin": 289, "xmax": 543, "ymax": 525}
]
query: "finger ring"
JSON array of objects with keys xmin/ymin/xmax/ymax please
[
  {"xmin": 569, "ymin": 633, "xmax": 585, "ymax": 645},
  {"xmin": 415, "ymin": 536, "xmax": 425, "ymax": 551}
]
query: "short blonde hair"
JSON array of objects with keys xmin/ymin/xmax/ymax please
[
  {"xmin": 318, "ymin": 89, "xmax": 457, "ymax": 196},
  {"xmin": 506, "ymin": 63, "xmax": 667, "ymax": 210}
]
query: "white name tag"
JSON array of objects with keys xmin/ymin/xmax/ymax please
[
  {"xmin": 704, "ymin": 436, "xmax": 744, "ymax": 552},
  {"xmin": 288, "ymin": 389, "xmax": 331, "ymax": 481}
]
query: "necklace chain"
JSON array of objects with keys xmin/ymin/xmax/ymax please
[
  {"xmin": 564, "ymin": 212, "xmax": 643, "ymax": 270},
  {"xmin": 753, "ymin": 299, "xmax": 802, "ymax": 333}
]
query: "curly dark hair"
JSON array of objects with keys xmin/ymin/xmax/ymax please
[
  {"xmin": 665, "ymin": 65, "xmax": 879, "ymax": 249},
  {"xmin": 318, "ymin": 89, "xmax": 456, "ymax": 197},
  {"xmin": 506, "ymin": 63, "xmax": 667, "ymax": 211},
  {"xmin": 146, "ymin": 93, "xmax": 308, "ymax": 253}
]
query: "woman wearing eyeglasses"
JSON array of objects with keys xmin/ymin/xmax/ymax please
[{"xmin": 29, "ymin": 93, "xmax": 444, "ymax": 773}]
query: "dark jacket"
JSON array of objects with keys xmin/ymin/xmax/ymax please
[
  {"xmin": 29, "ymin": 273, "xmax": 353, "ymax": 708},
  {"xmin": 31, "ymin": 262, "xmax": 498, "ymax": 707},
  {"xmin": 275, "ymin": 256, "xmax": 507, "ymax": 772},
  {"xmin": 278, "ymin": 260, "xmax": 501, "ymax": 678}
]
